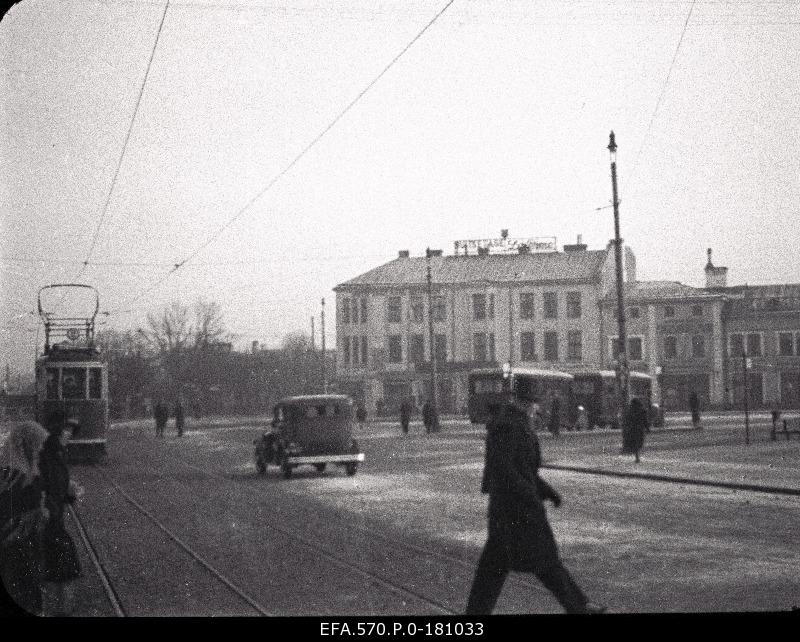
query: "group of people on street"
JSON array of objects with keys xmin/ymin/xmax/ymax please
[
  {"xmin": 154, "ymin": 401, "xmax": 185, "ymax": 438},
  {"xmin": 1, "ymin": 411, "xmax": 83, "ymax": 616},
  {"xmin": 398, "ymin": 399, "xmax": 440, "ymax": 434}
]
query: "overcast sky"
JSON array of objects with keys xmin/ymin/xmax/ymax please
[{"xmin": 2, "ymin": 0, "xmax": 799, "ymax": 375}]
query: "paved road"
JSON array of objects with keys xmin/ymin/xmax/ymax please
[{"xmin": 60, "ymin": 416, "xmax": 799, "ymax": 615}]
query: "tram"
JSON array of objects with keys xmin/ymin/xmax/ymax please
[
  {"xmin": 467, "ymin": 366, "xmax": 575, "ymax": 428},
  {"xmin": 571, "ymin": 370, "xmax": 662, "ymax": 429},
  {"xmin": 34, "ymin": 284, "xmax": 108, "ymax": 462}
]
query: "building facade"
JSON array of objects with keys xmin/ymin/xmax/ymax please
[{"xmin": 334, "ymin": 238, "xmax": 632, "ymax": 416}]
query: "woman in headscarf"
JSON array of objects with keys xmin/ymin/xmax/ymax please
[
  {"xmin": 39, "ymin": 411, "xmax": 82, "ymax": 616},
  {"xmin": 0, "ymin": 420, "xmax": 49, "ymax": 615}
]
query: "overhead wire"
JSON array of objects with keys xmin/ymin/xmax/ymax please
[{"xmin": 107, "ymin": 0, "xmax": 459, "ymax": 315}]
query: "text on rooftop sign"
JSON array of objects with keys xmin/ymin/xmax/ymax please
[{"xmin": 453, "ymin": 236, "xmax": 557, "ymax": 255}]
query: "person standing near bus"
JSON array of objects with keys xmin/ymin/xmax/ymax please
[
  {"xmin": 624, "ymin": 398, "xmax": 648, "ymax": 464},
  {"xmin": 465, "ymin": 393, "xmax": 605, "ymax": 614},
  {"xmin": 547, "ymin": 396, "xmax": 561, "ymax": 437},
  {"xmin": 689, "ymin": 391, "xmax": 701, "ymax": 430}
]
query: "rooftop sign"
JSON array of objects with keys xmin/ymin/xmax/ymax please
[{"xmin": 453, "ymin": 236, "xmax": 557, "ymax": 255}]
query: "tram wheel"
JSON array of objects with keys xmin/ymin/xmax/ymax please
[{"xmin": 314, "ymin": 463, "xmax": 326, "ymax": 473}]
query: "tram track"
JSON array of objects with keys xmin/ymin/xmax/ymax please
[{"xmin": 77, "ymin": 459, "xmax": 461, "ymax": 615}]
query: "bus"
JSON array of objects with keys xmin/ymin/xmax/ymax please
[
  {"xmin": 571, "ymin": 370, "xmax": 661, "ymax": 429},
  {"xmin": 468, "ymin": 366, "xmax": 575, "ymax": 428}
]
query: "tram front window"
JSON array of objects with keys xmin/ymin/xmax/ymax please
[
  {"xmin": 46, "ymin": 368, "xmax": 60, "ymax": 399},
  {"xmin": 62, "ymin": 368, "xmax": 86, "ymax": 399},
  {"xmin": 88, "ymin": 368, "xmax": 102, "ymax": 399}
]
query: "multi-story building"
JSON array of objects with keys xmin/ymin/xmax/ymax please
[{"xmin": 334, "ymin": 235, "xmax": 632, "ymax": 416}]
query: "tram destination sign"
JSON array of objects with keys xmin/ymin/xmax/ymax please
[{"xmin": 453, "ymin": 235, "xmax": 557, "ymax": 255}]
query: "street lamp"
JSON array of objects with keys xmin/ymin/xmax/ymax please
[
  {"xmin": 425, "ymin": 248, "xmax": 440, "ymax": 432},
  {"xmin": 608, "ymin": 131, "xmax": 630, "ymax": 424}
]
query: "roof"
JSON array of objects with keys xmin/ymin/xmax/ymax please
[
  {"xmin": 335, "ymin": 250, "xmax": 608, "ymax": 289},
  {"xmin": 603, "ymin": 280, "xmax": 720, "ymax": 302}
]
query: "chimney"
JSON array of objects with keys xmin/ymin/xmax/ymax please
[
  {"xmin": 563, "ymin": 234, "xmax": 588, "ymax": 253},
  {"xmin": 251, "ymin": 340, "xmax": 259, "ymax": 353},
  {"xmin": 704, "ymin": 248, "xmax": 728, "ymax": 288},
  {"xmin": 398, "ymin": 250, "xmax": 410, "ymax": 258},
  {"xmin": 429, "ymin": 249, "xmax": 443, "ymax": 257},
  {"xmin": 477, "ymin": 247, "xmax": 489, "ymax": 256}
]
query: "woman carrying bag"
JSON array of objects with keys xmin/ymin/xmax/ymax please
[
  {"xmin": 1, "ymin": 421, "xmax": 50, "ymax": 616},
  {"xmin": 39, "ymin": 412, "xmax": 83, "ymax": 616}
]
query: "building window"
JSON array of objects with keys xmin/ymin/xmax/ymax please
[
  {"xmin": 342, "ymin": 299, "xmax": 351, "ymax": 324},
  {"xmin": 473, "ymin": 294, "xmax": 487, "ymax": 321},
  {"xmin": 747, "ymin": 333, "xmax": 762, "ymax": 357},
  {"xmin": 692, "ymin": 335, "xmax": 706, "ymax": 358},
  {"xmin": 434, "ymin": 334, "xmax": 447, "ymax": 362},
  {"xmin": 778, "ymin": 332, "xmax": 794, "ymax": 356},
  {"xmin": 352, "ymin": 338, "xmax": 360, "ymax": 365},
  {"xmin": 567, "ymin": 330, "xmax": 582, "ymax": 361},
  {"xmin": 628, "ymin": 307, "xmax": 640, "ymax": 319},
  {"xmin": 360, "ymin": 298, "xmax": 367, "ymax": 324},
  {"xmin": 387, "ymin": 297, "xmax": 402, "ymax": 323},
  {"xmin": 488, "ymin": 294, "xmax": 495, "ymax": 319},
  {"xmin": 729, "ymin": 333, "xmax": 745, "ymax": 357},
  {"xmin": 664, "ymin": 305, "xmax": 675, "ymax": 318},
  {"xmin": 520, "ymin": 293, "xmax": 535, "ymax": 320},
  {"xmin": 692, "ymin": 305, "xmax": 703, "ymax": 317},
  {"xmin": 664, "ymin": 336, "xmax": 678, "ymax": 359},
  {"xmin": 473, "ymin": 333, "xmax": 488, "ymax": 362},
  {"xmin": 411, "ymin": 298, "xmax": 424, "ymax": 323},
  {"xmin": 520, "ymin": 332, "xmax": 537, "ymax": 361},
  {"xmin": 388, "ymin": 335, "xmax": 402, "ymax": 363},
  {"xmin": 432, "ymin": 296, "xmax": 446, "ymax": 322},
  {"xmin": 488, "ymin": 333, "xmax": 495, "ymax": 362},
  {"xmin": 361, "ymin": 336, "xmax": 368, "ymax": 365},
  {"xmin": 566, "ymin": 292, "xmax": 582, "ymax": 319},
  {"xmin": 342, "ymin": 337, "xmax": 351, "ymax": 365},
  {"xmin": 629, "ymin": 338, "xmax": 643, "ymax": 361},
  {"xmin": 543, "ymin": 331, "xmax": 558, "ymax": 361},
  {"xmin": 543, "ymin": 292, "xmax": 557, "ymax": 319},
  {"xmin": 409, "ymin": 334, "xmax": 425, "ymax": 363},
  {"xmin": 611, "ymin": 337, "xmax": 643, "ymax": 361}
]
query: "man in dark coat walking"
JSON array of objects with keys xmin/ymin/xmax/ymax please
[
  {"xmin": 465, "ymin": 394, "xmax": 605, "ymax": 614},
  {"xmin": 689, "ymin": 391, "xmax": 701, "ymax": 429},
  {"xmin": 399, "ymin": 399, "xmax": 411, "ymax": 435},
  {"xmin": 175, "ymin": 401, "xmax": 185, "ymax": 437},
  {"xmin": 154, "ymin": 401, "xmax": 166, "ymax": 438},
  {"xmin": 624, "ymin": 398, "xmax": 648, "ymax": 463}
]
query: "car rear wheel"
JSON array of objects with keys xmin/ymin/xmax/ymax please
[
  {"xmin": 256, "ymin": 459, "xmax": 266, "ymax": 475},
  {"xmin": 345, "ymin": 462, "xmax": 357, "ymax": 476},
  {"xmin": 314, "ymin": 463, "xmax": 326, "ymax": 473}
]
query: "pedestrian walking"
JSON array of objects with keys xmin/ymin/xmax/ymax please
[
  {"xmin": 689, "ymin": 391, "xmax": 702, "ymax": 429},
  {"xmin": 422, "ymin": 400, "xmax": 431, "ymax": 434},
  {"xmin": 0, "ymin": 420, "xmax": 49, "ymax": 616},
  {"xmin": 175, "ymin": 401, "xmax": 185, "ymax": 437},
  {"xmin": 39, "ymin": 412, "xmax": 82, "ymax": 616},
  {"xmin": 154, "ymin": 401, "xmax": 167, "ymax": 438},
  {"xmin": 399, "ymin": 399, "xmax": 411, "ymax": 435},
  {"xmin": 356, "ymin": 404, "xmax": 367, "ymax": 427},
  {"xmin": 547, "ymin": 396, "xmax": 561, "ymax": 437},
  {"xmin": 527, "ymin": 398, "xmax": 543, "ymax": 433},
  {"xmin": 465, "ymin": 393, "xmax": 605, "ymax": 615},
  {"xmin": 624, "ymin": 398, "xmax": 648, "ymax": 463}
]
